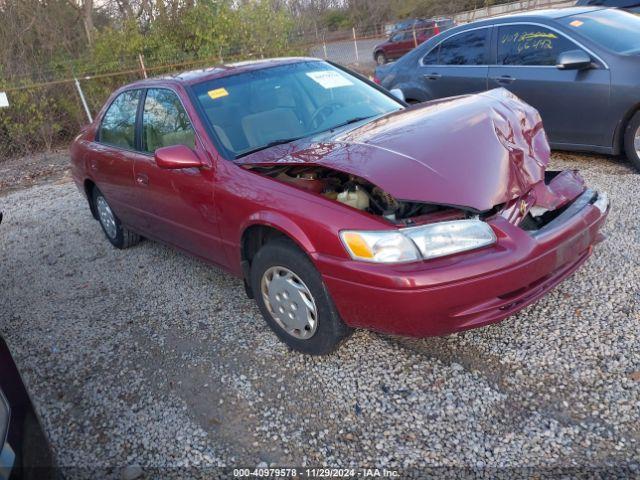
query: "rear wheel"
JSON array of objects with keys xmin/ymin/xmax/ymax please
[
  {"xmin": 250, "ymin": 238, "xmax": 352, "ymax": 355},
  {"xmin": 623, "ymin": 111, "xmax": 640, "ymax": 172},
  {"xmin": 91, "ymin": 187, "xmax": 141, "ymax": 249},
  {"xmin": 375, "ymin": 52, "xmax": 387, "ymax": 65}
]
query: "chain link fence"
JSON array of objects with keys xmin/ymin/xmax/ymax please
[
  {"xmin": 0, "ymin": 0, "xmax": 569, "ymax": 162},
  {"xmin": 0, "ymin": 25, "xmax": 395, "ymax": 161}
]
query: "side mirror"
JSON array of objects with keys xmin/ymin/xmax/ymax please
[
  {"xmin": 389, "ymin": 88, "xmax": 405, "ymax": 102},
  {"xmin": 154, "ymin": 144, "xmax": 203, "ymax": 169},
  {"xmin": 556, "ymin": 50, "xmax": 592, "ymax": 70}
]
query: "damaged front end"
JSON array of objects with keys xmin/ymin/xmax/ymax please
[
  {"xmin": 239, "ymin": 88, "xmax": 606, "ymax": 256},
  {"xmin": 498, "ymin": 169, "xmax": 609, "ymax": 236},
  {"xmin": 243, "ymin": 163, "xmax": 599, "ymax": 243},
  {"xmin": 243, "ymin": 164, "xmax": 467, "ymax": 226}
]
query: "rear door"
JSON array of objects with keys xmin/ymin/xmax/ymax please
[
  {"xmin": 88, "ymin": 89, "xmax": 142, "ymax": 226},
  {"xmin": 488, "ymin": 23, "xmax": 611, "ymax": 147},
  {"xmin": 418, "ymin": 27, "xmax": 491, "ymax": 99},
  {"xmin": 131, "ymin": 87, "xmax": 228, "ymax": 267}
]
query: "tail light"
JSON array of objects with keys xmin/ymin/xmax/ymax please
[{"xmin": 373, "ymin": 75, "xmax": 381, "ymax": 85}]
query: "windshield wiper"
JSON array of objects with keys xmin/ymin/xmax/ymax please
[
  {"xmin": 236, "ymin": 136, "xmax": 305, "ymax": 158},
  {"xmin": 328, "ymin": 115, "xmax": 377, "ymax": 132}
]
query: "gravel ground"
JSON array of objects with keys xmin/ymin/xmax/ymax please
[{"xmin": 0, "ymin": 151, "xmax": 639, "ymax": 479}]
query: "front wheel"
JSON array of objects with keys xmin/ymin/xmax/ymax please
[
  {"xmin": 623, "ymin": 111, "xmax": 640, "ymax": 172},
  {"xmin": 91, "ymin": 187, "xmax": 141, "ymax": 249},
  {"xmin": 375, "ymin": 52, "xmax": 387, "ymax": 65},
  {"xmin": 250, "ymin": 238, "xmax": 352, "ymax": 355}
]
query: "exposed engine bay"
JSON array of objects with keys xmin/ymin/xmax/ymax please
[
  {"xmin": 245, "ymin": 164, "xmax": 591, "ymax": 232},
  {"xmin": 246, "ymin": 165, "xmax": 466, "ymax": 225}
]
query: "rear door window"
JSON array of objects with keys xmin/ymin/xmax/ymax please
[
  {"xmin": 98, "ymin": 90, "xmax": 141, "ymax": 149},
  {"xmin": 437, "ymin": 29, "xmax": 490, "ymax": 65},
  {"xmin": 141, "ymin": 88, "xmax": 195, "ymax": 154},
  {"xmin": 421, "ymin": 46, "xmax": 440, "ymax": 65},
  {"xmin": 497, "ymin": 25, "xmax": 577, "ymax": 65}
]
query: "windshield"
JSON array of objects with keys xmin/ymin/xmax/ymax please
[
  {"xmin": 191, "ymin": 61, "xmax": 403, "ymax": 158},
  {"xmin": 559, "ymin": 8, "xmax": 640, "ymax": 54}
]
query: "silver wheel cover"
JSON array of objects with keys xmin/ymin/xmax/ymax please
[
  {"xmin": 96, "ymin": 195, "xmax": 117, "ymax": 240},
  {"xmin": 261, "ymin": 266, "xmax": 319, "ymax": 339}
]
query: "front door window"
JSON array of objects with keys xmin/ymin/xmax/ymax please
[
  {"xmin": 142, "ymin": 88, "xmax": 196, "ymax": 154},
  {"xmin": 497, "ymin": 25, "xmax": 578, "ymax": 66}
]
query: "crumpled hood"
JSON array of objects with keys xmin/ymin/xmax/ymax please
[{"xmin": 237, "ymin": 88, "xmax": 551, "ymax": 212}]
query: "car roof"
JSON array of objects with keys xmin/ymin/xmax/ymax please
[
  {"xmin": 464, "ymin": 6, "xmax": 606, "ymax": 27},
  {"xmin": 124, "ymin": 57, "xmax": 321, "ymax": 89},
  {"xmin": 576, "ymin": 0, "xmax": 640, "ymax": 6}
]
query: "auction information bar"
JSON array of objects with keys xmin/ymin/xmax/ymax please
[{"xmin": 234, "ymin": 468, "xmax": 400, "ymax": 478}]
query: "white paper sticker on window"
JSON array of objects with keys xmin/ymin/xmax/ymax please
[
  {"xmin": 306, "ymin": 70, "xmax": 353, "ymax": 89},
  {"xmin": 0, "ymin": 92, "xmax": 8, "ymax": 108}
]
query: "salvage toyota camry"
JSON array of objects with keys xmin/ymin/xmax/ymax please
[{"xmin": 70, "ymin": 58, "xmax": 609, "ymax": 355}]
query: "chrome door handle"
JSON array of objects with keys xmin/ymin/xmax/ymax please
[
  {"xmin": 425, "ymin": 73, "xmax": 441, "ymax": 80},
  {"xmin": 136, "ymin": 173, "xmax": 149, "ymax": 186},
  {"xmin": 492, "ymin": 75, "xmax": 516, "ymax": 84}
]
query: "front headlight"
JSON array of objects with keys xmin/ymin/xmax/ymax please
[
  {"xmin": 403, "ymin": 219, "xmax": 496, "ymax": 260},
  {"xmin": 340, "ymin": 219, "xmax": 496, "ymax": 264},
  {"xmin": 340, "ymin": 230, "xmax": 421, "ymax": 263}
]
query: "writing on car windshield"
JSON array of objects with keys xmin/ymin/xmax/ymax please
[
  {"xmin": 191, "ymin": 61, "xmax": 402, "ymax": 159},
  {"xmin": 500, "ymin": 31, "xmax": 557, "ymax": 54}
]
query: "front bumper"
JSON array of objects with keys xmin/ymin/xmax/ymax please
[{"xmin": 316, "ymin": 190, "xmax": 609, "ymax": 337}]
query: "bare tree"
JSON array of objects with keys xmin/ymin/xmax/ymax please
[{"xmin": 66, "ymin": 0, "xmax": 95, "ymax": 46}]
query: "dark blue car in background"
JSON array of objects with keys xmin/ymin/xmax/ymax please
[{"xmin": 376, "ymin": 7, "xmax": 640, "ymax": 171}]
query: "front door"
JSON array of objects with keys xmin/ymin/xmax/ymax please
[
  {"xmin": 488, "ymin": 24, "xmax": 611, "ymax": 147},
  {"xmin": 418, "ymin": 27, "xmax": 491, "ymax": 100},
  {"xmin": 132, "ymin": 87, "xmax": 228, "ymax": 267}
]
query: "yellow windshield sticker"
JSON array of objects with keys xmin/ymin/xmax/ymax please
[
  {"xmin": 570, "ymin": 20, "xmax": 584, "ymax": 27},
  {"xmin": 208, "ymin": 88, "xmax": 229, "ymax": 100}
]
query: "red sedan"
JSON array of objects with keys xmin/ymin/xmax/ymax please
[
  {"xmin": 70, "ymin": 58, "xmax": 609, "ymax": 355},
  {"xmin": 373, "ymin": 18, "xmax": 454, "ymax": 65}
]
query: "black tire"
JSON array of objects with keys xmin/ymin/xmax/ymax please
[
  {"xmin": 91, "ymin": 187, "xmax": 141, "ymax": 249},
  {"xmin": 250, "ymin": 238, "xmax": 352, "ymax": 355},
  {"xmin": 623, "ymin": 111, "xmax": 640, "ymax": 172},
  {"xmin": 375, "ymin": 52, "xmax": 387, "ymax": 65}
]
